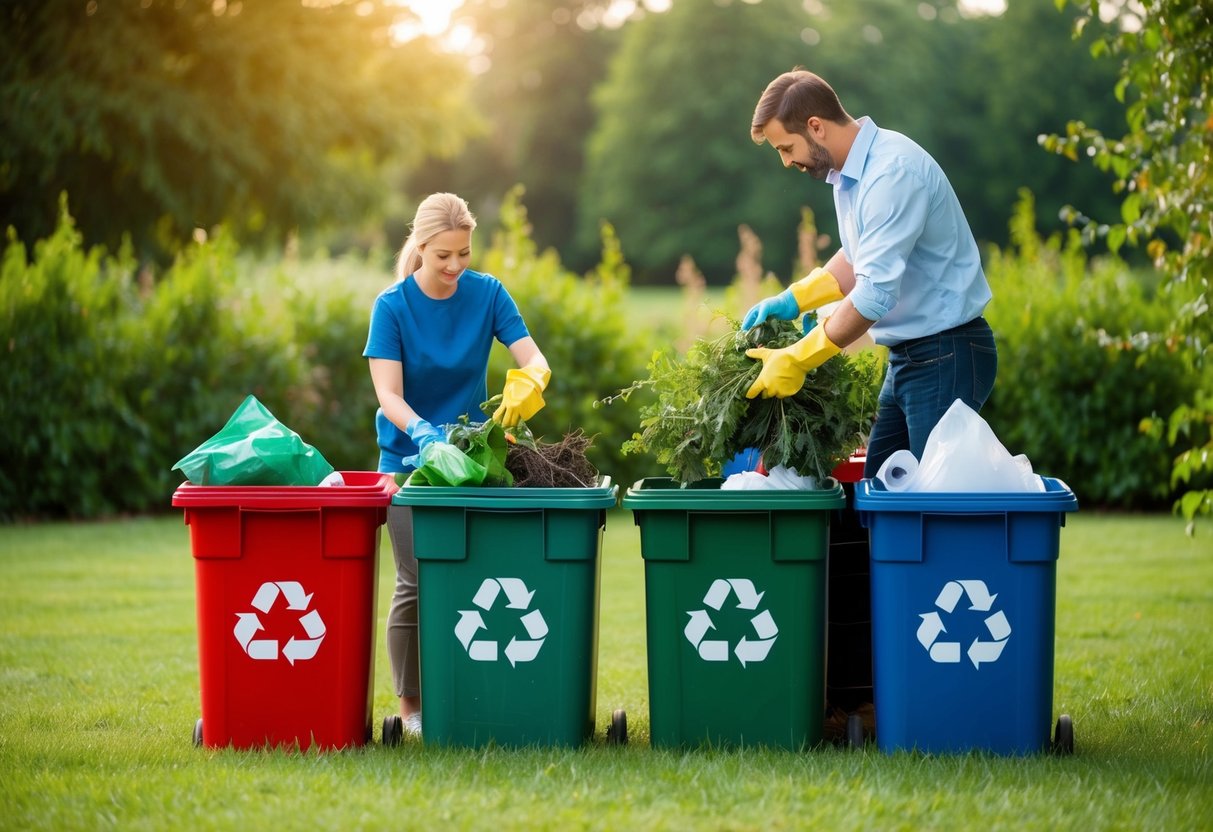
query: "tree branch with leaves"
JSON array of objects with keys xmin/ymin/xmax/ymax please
[{"xmin": 1041, "ymin": 0, "xmax": 1212, "ymax": 533}]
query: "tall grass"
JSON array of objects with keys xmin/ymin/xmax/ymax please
[{"xmin": 0, "ymin": 511, "xmax": 1209, "ymax": 831}]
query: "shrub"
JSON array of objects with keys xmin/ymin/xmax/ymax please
[
  {"xmin": 0, "ymin": 205, "xmax": 359, "ymax": 518},
  {"xmin": 982, "ymin": 192, "xmax": 1204, "ymax": 508},
  {"xmin": 0, "ymin": 203, "xmax": 140, "ymax": 517},
  {"xmin": 272, "ymin": 275, "xmax": 381, "ymax": 473},
  {"xmin": 118, "ymin": 234, "xmax": 308, "ymax": 512}
]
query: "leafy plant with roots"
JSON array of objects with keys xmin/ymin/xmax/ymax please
[{"xmin": 608, "ymin": 318, "xmax": 882, "ymax": 483}]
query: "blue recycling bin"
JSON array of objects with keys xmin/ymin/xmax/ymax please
[{"xmin": 856, "ymin": 477, "xmax": 1078, "ymax": 754}]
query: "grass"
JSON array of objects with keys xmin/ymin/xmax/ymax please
[{"xmin": 0, "ymin": 510, "xmax": 1210, "ymax": 831}]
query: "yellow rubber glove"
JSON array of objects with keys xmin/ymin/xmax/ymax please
[
  {"xmin": 492, "ymin": 366, "xmax": 551, "ymax": 426},
  {"xmin": 789, "ymin": 267, "xmax": 844, "ymax": 312},
  {"xmin": 744, "ymin": 326, "xmax": 842, "ymax": 399}
]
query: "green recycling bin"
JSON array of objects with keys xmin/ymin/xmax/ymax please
[
  {"xmin": 622, "ymin": 477, "xmax": 845, "ymax": 749},
  {"xmin": 393, "ymin": 477, "xmax": 618, "ymax": 747}
]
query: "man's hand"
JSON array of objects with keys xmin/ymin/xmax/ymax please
[
  {"xmin": 741, "ymin": 290, "xmax": 800, "ymax": 330},
  {"xmin": 745, "ymin": 326, "xmax": 842, "ymax": 398},
  {"xmin": 741, "ymin": 267, "xmax": 843, "ymax": 331}
]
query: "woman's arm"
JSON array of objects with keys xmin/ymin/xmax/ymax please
[
  {"xmin": 507, "ymin": 336, "xmax": 548, "ymax": 371},
  {"xmin": 368, "ymin": 357, "xmax": 422, "ymax": 431}
]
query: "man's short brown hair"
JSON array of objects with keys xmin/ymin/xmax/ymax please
[{"xmin": 751, "ymin": 68, "xmax": 849, "ymax": 144}]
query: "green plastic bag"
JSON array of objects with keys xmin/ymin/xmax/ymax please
[
  {"xmin": 407, "ymin": 442, "xmax": 488, "ymax": 487},
  {"xmin": 172, "ymin": 395, "xmax": 336, "ymax": 486},
  {"xmin": 447, "ymin": 418, "xmax": 513, "ymax": 487}
]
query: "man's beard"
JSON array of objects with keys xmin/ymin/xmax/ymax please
[{"xmin": 796, "ymin": 136, "xmax": 833, "ymax": 180}]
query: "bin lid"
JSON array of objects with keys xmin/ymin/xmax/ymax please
[
  {"xmin": 171, "ymin": 470, "xmax": 398, "ymax": 508},
  {"xmin": 621, "ymin": 476, "xmax": 845, "ymax": 510},
  {"xmin": 392, "ymin": 475, "xmax": 618, "ymax": 509},
  {"xmin": 854, "ymin": 476, "xmax": 1078, "ymax": 514}
]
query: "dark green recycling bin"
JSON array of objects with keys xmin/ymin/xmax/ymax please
[
  {"xmin": 622, "ymin": 477, "xmax": 845, "ymax": 749},
  {"xmin": 393, "ymin": 477, "xmax": 618, "ymax": 747}
]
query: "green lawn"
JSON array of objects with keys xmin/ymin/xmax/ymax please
[{"xmin": 0, "ymin": 509, "xmax": 1209, "ymax": 831}]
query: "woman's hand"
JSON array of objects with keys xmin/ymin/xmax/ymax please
[{"xmin": 492, "ymin": 366, "xmax": 551, "ymax": 427}]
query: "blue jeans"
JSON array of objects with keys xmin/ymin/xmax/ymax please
[{"xmin": 863, "ymin": 317, "xmax": 998, "ymax": 479}]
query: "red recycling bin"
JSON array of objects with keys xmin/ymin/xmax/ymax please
[{"xmin": 172, "ymin": 471, "xmax": 397, "ymax": 750}]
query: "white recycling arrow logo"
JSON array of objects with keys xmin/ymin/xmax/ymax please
[
  {"xmin": 917, "ymin": 579, "xmax": 1011, "ymax": 669},
  {"xmin": 455, "ymin": 578, "xmax": 547, "ymax": 667},
  {"xmin": 684, "ymin": 578, "xmax": 779, "ymax": 667},
  {"xmin": 233, "ymin": 581, "xmax": 326, "ymax": 665}
]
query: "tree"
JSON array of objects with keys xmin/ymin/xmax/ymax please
[
  {"xmin": 0, "ymin": 0, "xmax": 472, "ymax": 258},
  {"xmin": 933, "ymin": 0, "xmax": 1124, "ymax": 247},
  {"xmin": 578, "ymin": 0, "xmax": 817, "ymax": 283},
  {"xmin": 1043, "ymin": 0, "xmax": 1212, "ymax": 531},
  {"xmin": 404, "ymin": 0, "xmax": 618, "ymax": 270}
]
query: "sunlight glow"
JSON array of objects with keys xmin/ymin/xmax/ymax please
[
  {"xmin": 957, "ymin": 0, "xmax": 1007, "ymax": 16},
  {"xmin": 391, "ymin": 0, "xmax": 464, "ymax": 44},
  {"xmin": 392, "ymin": 0, "xmax": 676, "ymax": 47}
]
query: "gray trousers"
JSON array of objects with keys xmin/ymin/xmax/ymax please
[{"xmin": 385, "ymin": 503, "xmax": 420, "ymax": 699}]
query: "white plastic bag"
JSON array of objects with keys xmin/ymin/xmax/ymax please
[
  {"xmin": 721, "ymin": 465, "xmax": 818, "ymax": 491},
  {"xmin": 878, "ymin": 400, "xmax": 1043, "ymax": 493}
]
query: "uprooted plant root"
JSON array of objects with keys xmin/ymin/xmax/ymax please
[{"xmin": 506, "ymin": 430, "xmax": 599, "ymax": 488}]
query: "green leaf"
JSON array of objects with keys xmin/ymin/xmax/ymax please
[{"xmin": 1115, "ymin": 194, "xmax": 1135, "ymax": 223}]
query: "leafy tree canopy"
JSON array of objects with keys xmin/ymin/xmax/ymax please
[
  {"xmin": 579, "ymin": 0, "xmax": 816, "ymax": 283},
  {"xmin": 0, "ymin": 0, "xmax": 473, "ymax": 258}
]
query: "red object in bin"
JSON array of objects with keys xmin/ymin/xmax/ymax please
[
  {"xmin": 831, "ymin": 449, "xmax": 867, "ymax": 484},
  {"xmin": 752, "ymin": 449, "xmax": 867, "ymax": 482},
  {"xmin": 172, "ymin": 471, "xmax": 397, "ymax": 750}
]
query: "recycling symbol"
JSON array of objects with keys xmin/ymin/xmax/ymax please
[
  {"xmin": 684, "ymin": 578, "xmax": 779, "ymax": 667},
  {"xmin": 455, "ymin": 578, "xmax": 548, "ymax": 667},
  {"xmin": 917, "ymin": 579, "xmax": 1011, "ymax": 669},
  {"xmin": 233, "ymin": 581, "xmax": 326, "ymax": 665}
]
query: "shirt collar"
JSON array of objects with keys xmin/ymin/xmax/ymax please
[{"xmin": 827, "ymin": 116, "xmax": 877, "ymax": 189}]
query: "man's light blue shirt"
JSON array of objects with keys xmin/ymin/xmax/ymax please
[{"xmin": 828, "ymin": 117, "xmax": 990, "ymax": 346}]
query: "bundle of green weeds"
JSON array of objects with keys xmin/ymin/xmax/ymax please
[{"xmin": 617, "ymin": 319, "xmax": 882, "ymax": 483}]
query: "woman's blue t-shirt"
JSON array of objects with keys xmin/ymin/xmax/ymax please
[{"xmin": 362, "ymin": 269, "xmax": 529, "ymax": 473}]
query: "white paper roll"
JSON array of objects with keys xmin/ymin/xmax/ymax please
[{"xmin": 876, "ymin": 449, "xmax": 919, "ymax": 492}]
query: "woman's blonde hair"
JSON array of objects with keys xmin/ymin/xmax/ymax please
[{"xmin": 395, "ymin": 192, "xmax": 477, "ymax": 281}]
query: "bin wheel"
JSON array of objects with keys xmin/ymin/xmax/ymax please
[
  {"xmin": 846, "ymin": 714, "xmax": 865, "ymax": 749},
  {"xmin": 1052, "ymin": 714, "xmax": 1074, "ymax": 755},
  {"xmin": 606, "ymin": 709, "xmax": 628, "ymax": 746},
  {"xmin": 192, "ymin": 718, "xmax": 203, "ymax": 748},
  {"xmin": 383, "ymin": 715, "xmax": 403, "ymax": 747}
]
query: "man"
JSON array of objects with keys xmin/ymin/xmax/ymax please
[{"xmin": 743, "ymin": 68, "xmax": 997, "ymax": 478}]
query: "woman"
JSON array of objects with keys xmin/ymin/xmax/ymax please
[{"xmin": 364, "ymin": 192, "xmax": 551, "ymax": 737}]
